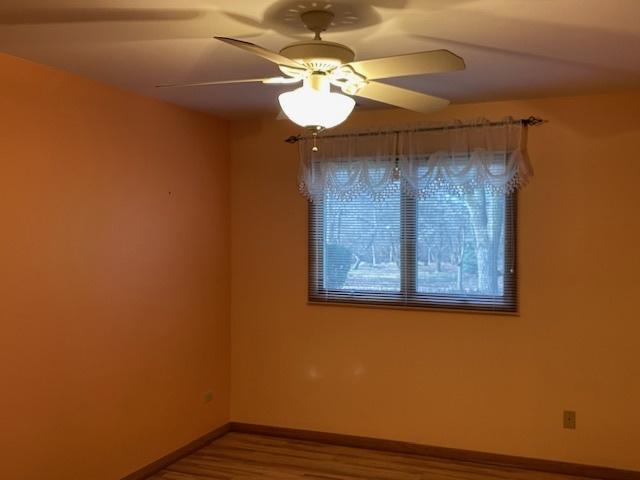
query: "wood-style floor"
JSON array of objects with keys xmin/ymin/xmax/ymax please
[{"xmin": 148, "ymin": 432, "xmax": 597, "ymax": 480}]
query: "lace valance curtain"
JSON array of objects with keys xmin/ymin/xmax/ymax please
[{"xmin": 298, "ymin": 117, "xmax": 533, "ymax": 202}]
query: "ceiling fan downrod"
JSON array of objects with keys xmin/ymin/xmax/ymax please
[{"xmin": 301, "ymin": 10, "xmax": 335, "ymax": 41}]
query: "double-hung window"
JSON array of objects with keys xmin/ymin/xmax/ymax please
[
  {"xmin": 303, "ymin": 120, "xmax": 529, "ymax": 313},
  {"xmin": 309, "ymin": 165, "xmax": 517, "ymax": 312}
]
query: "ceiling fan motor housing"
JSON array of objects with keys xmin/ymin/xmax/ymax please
[{"xmin": 279, "ymin": 41, "xmax": 355, "ymax": 73}]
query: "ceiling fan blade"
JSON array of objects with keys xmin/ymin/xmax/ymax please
[
  {"xmin": 0, "ymin": 8, "xmax": 201, "ymax": 25},
  {"xmin": 214, "ymin": 37, "xmax": 305, "ymax": 71},
  {"xmin": 345, "ymin": 50, "xmax": 465, "ymax": 80},
  {"xmin": 156, "ymin": 77, "xmax": 299, "ymax": 88},
  {"xmin": 354, "ymin": 81, "xmax": 449, "ymax": 114}
]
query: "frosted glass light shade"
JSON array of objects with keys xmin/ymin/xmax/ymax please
[{"xmin": 279, "ymin": 86, "xmax": 355, "ymax": 129}]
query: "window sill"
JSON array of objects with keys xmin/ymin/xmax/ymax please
[{"xmin": 307, "ymin": 299, "xmax": 520, "ymax": 316}]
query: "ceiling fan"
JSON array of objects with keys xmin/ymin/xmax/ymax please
[{"xmin": 159, "ymin": 10, "xmax": 465, "ymax": 131}]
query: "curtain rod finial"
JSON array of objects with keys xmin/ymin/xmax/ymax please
[{"xmin": 524, "ymin": 116, "xmax": 546, "ymax": 126}]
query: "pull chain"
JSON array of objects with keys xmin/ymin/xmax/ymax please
[
  {"xmin": 392, "ymin": 131, "xmax": 401, "ymax": 180},
  {"xmin": 312, "ymin": 132, "xmax": 319, "ymax": 152}
]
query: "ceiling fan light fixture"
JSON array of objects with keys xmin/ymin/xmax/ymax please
[{"xmin": 278, "ymin": 78, "xmax": 355, "ymax": 130}]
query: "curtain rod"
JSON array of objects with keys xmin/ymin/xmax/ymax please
[{"xmin": 284, "ymin": 116, "xmax": 546, "ymax": 144}]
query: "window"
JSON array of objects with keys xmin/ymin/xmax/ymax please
[{"xmin": 308, "ymin": 164, "xmax": 517, "ymax": 313}]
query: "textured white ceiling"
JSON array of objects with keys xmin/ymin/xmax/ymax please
[{"xmin": 1, "ymin": 0, "xmax": 640, "ymax": 117}]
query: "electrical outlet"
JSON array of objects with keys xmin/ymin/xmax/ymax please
[
  {"xmin": 204, "ymin": 391, "xmax": 213, "ymax": 403},
  {"xmin": 563, "ymin": 410, "xmax": 576, "ymax": 429}
]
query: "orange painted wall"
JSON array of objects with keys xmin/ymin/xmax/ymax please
[
  {"xmin": 0, "ymin": 53, "xmax": 230, "ymax": 480},
  {"xmin": 230, "ymin": 91, "xmax": 640, "ymax": 471}
]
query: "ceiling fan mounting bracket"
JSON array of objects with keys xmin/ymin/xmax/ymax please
[{"xmin": 300, "ymin": 10, "xmax": 335, "ymax": 40}]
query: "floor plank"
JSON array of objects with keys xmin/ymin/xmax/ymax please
[{"xmin": 153, "ymin": 433, "xmax": 599, "ymax": 480}]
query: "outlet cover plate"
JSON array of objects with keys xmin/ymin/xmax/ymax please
[{"xmin": 563, "ymin": 410, "xmax": 576, "ymax": 429}]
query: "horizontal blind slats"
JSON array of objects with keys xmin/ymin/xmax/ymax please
[{"xmin": 308, "ymin": 175, "xmax": 517, "ymax": 313}]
